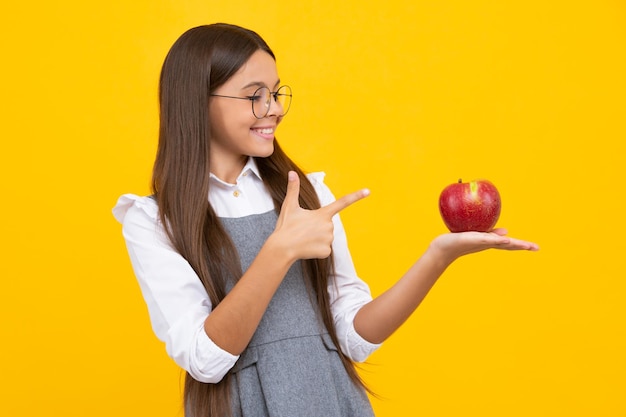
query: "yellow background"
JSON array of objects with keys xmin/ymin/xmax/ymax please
[{"xmin": 1, "ymin": 1, "xmax": 624, "ymax": 416}]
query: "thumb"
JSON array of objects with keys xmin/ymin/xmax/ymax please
[{"xmin": 281, "ymin": 171, "xmax": 301, "ymax": 211}]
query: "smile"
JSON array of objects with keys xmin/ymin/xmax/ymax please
[{"xmin": 251, "ymin": 127, "xmax": 274, "ymax": 135}]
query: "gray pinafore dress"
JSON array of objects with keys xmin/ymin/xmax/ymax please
[{"xmin": 220, "ymin": 210, "xmax": 375, "ymax": 417}]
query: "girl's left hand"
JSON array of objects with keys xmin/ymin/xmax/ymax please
[
  {"xmin": 353, "ymin": 229, "xmax": 538, "ymax": 344},
  {"xmin": 429, "ymin": 228, "xmax": 539, "ymax": 265}
]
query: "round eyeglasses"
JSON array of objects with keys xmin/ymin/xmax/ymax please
[{"xmin": 210, "ymin": 85, "xmax": 292, "ymax": 119}]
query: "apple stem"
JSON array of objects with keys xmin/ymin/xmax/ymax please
[{"xmin": 458, "ymin": 178, "xmax": 462, "ymax": 183}]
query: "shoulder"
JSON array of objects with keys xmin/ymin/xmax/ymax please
[
  {"xmin": 306, "ymin": 171, "xmax": 336, "ymax": 206},
  {"xmin": 112, "ymin": 194, "xmax": 159, "ymax": 225}
]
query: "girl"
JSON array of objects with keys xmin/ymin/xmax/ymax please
[{"xmin": 113, "ymin": 23, "xmax": 538, "ymax": 417}]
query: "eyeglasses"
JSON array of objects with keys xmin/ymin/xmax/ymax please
[{"xmin": 210, "ymin": 85, "xmax": 292, "ymax": 119}]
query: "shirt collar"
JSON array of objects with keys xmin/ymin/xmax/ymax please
[
  {"xmin": 209, "ymin": 157, "xmax": 262, "ymax": 187},
  {"xmin": 245, "ymin": 157, "xmax": 262, "ymax": 180}
]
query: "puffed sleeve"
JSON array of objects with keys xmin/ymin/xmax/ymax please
[
  {"xmin": 112, "ymin": 194, "xmax": 239, "ymax": 383},
  {"xmin": 306, "ymin": 173, "xmax": 382, "ymax": 362}
]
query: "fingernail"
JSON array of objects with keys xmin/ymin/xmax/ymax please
[
  {"xmin": 288, "ymin": 171, "xmax": 297, "ymax": 181},
  {"xmin": 362, "ymin": 188, "xmax": 371, "ymax": 197}
]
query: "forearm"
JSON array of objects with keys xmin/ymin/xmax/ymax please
[
  {"xmin": 353, "ymin": 247, "xmax": 452, "ymax": 344},
  {"xmin": 203, "ymin": 234, "xmax": 294, "ymax": 355}
]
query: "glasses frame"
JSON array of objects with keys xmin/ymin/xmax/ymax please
[{"xmin": 210, "ymin": 85, "xmax": 292, "ymax": 119}]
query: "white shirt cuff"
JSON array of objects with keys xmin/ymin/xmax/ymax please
[
  {"xmin": 345, "ymin": 321, "xmax": 382, "ymax": 363},
  {"xmin": 188, "ymin": 325, "xmax": 240, "ymax": 383}
]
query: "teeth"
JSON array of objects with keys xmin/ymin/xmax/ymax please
[{"xmin": 254, "ymin": 128, "xmax": 274, "ymax": 134}]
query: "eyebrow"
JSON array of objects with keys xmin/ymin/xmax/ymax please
[{"xmin": 241, "ymin": 80, "xmax": 281, "ymax": 90}]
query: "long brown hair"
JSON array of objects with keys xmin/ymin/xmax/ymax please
[{"xmin": 152, "ymin": 24, "xmax": 366, "ymax": 417}]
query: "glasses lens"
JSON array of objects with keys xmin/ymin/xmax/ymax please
[
  {"xmin": 251, "ymin": 86, "xmax": 292, "ymax": 118},
  {"xmin": 251, "ymin": 87, "xmax": 270, "ymax": 119},
  {"xmin": 276, "ymin": 85, "xmax": 292, "ymax": 116}
]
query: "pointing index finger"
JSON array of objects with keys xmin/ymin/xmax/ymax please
[{"xmin": 322, "ymin": 188, "xmax": 370, "ymax": 217}]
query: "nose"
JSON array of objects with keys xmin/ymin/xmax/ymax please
[{"xmin": 265, "ymin": 94, "xmax": 284, "ymax": 118}]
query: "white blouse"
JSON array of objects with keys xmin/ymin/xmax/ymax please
[{"xmin": 112, "ymin": 158, "xmax": 380, "ymax": 383}]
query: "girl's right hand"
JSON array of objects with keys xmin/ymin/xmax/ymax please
[{"xmin": 272, "ymin": 171, "xmax": 370, "ymax": 262}]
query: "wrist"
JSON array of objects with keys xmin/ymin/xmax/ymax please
[
  {"xmin": 425, "ymin": 242, "xmax": 456, "ymax": 271},
  {"xmin": 264, "ymin": 232, "xmax": 298, "ymax": 268}
]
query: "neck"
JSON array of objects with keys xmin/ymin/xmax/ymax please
[{"xmin": 210, "ymin": 155, "xmax": 248, "ymax": 184}]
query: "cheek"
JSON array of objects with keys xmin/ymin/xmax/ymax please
[
  {"xmin": 208, "ymin": 104, "xmax": 223, "ymax": 131},
  {"xmin": 212, "ymin": 103, "xmax": 255, "ymax": 125},
  {"xmin": 209, "ymin": 106, "xmax": 234, "ymax": 135}
]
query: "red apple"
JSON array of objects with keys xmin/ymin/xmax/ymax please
[{"xmin": 438, "ymin": 179, "xmax": 501, "ymax": 232}]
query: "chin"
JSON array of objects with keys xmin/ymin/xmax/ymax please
[{"xmin": 253, "ymin": 143, "xmax": 275, "ymax": 158}]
